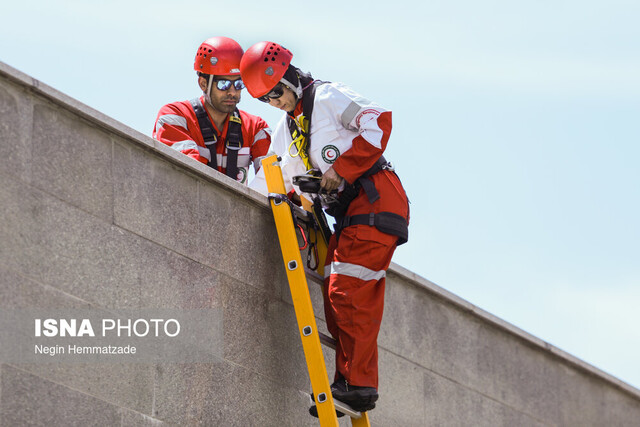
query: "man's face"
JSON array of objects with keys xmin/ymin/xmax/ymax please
[{"xmin": 200, "ymin": 75, "xmax": 242, "ymax": 114}]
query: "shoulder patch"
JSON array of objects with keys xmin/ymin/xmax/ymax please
[{"xmin": 321, "ymin": 145, "xmax": 340, "ymax": 164}]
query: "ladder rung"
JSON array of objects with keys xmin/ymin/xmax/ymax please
[
  {"xmin": 333, "ymin": 399, "xmax": 363, "ymax": 419},
  {"xmin": 319, "ymin": 331, "xmax": 337, "ymax": 349}
]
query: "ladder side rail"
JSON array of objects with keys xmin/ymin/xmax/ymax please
[{"xmin": 262, "ymin": 155, "xmax": 339, "ymax": 426}]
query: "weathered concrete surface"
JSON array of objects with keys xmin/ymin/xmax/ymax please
[{"xmin": 1, "ymin": 60, "xmax": 639, "ymax": 426}]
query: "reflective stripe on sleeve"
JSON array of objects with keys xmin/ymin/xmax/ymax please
[
  {"xmin": 253, "ymin": 155, "xmax": 266, "ymax": 171},
  {"xmin": 324, "ymin": 261, "xmax": 386, "ymax": 282},
  {"xmin": 197, "ymin": 145, "xmax": 212, "ymax": 161},
  {"xmin": 252, "ymin": 128, "xmax": 271, "ymax": 144},
  {"xmin": 155, "ymin": 114, "xmax": 188, "ymax": 134},
  {"xmin": 170, "ymin": 140, "xmax": 211, "ymax": 161},
  {"xmin": 341, "ymin": 101, "xmax": 361, "ymax": 131}
]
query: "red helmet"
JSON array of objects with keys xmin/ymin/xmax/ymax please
[
  {"xmin": 240, "ymin": 41, "xmax": 293, "ymax": 98},
  {"xmin": 194, "ymin": 37, "xmax": 243, "ymax": 76}
]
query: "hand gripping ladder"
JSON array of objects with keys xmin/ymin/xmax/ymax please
[{"xmin": 262, "ymin": 155, "xmax": 371, "ymax": 426}]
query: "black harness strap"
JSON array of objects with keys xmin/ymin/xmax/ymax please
[
  {"xmin": 359, "ymin": 175, "xmax": 380, "ymax": 204},
  {"xmin": 312, "ymin": 197, "xmax": 333, "ymax": 245},
  {"xmin": 189, "ymin": 98, "xmax": 243, "ymax": 179},
  {"xmin": 335, "ymin": 211, "xmax": 409, "ymax": 246},
  {"xmin": 286, "ymin": 117, "xmax": 300, "ymax": 141},
  {"xmin": 286, "ymin": 80, "xmax": 327, "ymax": 164},
  {"xmin": 326, "ymin": 156, "xmax": 388, "ymax": 218},
  {"xmin": 225, "ymin": 112, "xmax": 243, "ymax": 180},
  {"xmin": 327, "ymin": 156, "xmax": 409, "ymax": 246},
  {"xmin": 300, "ymin": 80, "xmax": 322, "ymax": 139},
  {"xmin": 190, "ymin": 98, "xmax": 218, "ymax": 169}
]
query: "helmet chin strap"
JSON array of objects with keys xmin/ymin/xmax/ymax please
[
  {"xmin": 204, "ymin": 74, "xmax": 214, "ymax": 107},
  {"xmin": 281, "ymin": 77, "xmax": 302, "ymax": 99},
  {"xmin": 282, "ymin": 65, "xmax": 310, "ymax": 99}
]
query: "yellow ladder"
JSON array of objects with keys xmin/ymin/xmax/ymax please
[{"xmin": 262, "ymin": 155, "xmax": 371, "ymax": 427}]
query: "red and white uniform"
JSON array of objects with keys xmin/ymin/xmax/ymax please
[
  {"xmin": 153, "ymin": 96, "xmax": 271, "ymax": 184},
  {"xmin": 251, "ymin": 82, "xmax": 409, "ymax": 389}
]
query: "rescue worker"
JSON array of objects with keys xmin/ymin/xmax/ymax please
[
  {"xmin": 240, "ymin": 42, "xmax": 409, "ymax": 415},
  {"xmin": 153, "ymin": 37, "xmax": 271, "ymax": 184}
]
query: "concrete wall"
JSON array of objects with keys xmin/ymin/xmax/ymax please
[{"xmin": 1, "ymin": 60, "xmax": 639, "ymax": 426}]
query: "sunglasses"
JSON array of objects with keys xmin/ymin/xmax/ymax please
[
  {"xmin": 258, "ymin": 83, "xmax": 285, "ymax": 103},
  {"xmin": 213, "ymin": 78, "xmax": 245, "ymax": 91}
]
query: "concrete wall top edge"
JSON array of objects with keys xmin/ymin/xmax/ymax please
[
  {"xmin": 0, "ymin": 61, "xmax": 270, "ymax": 213},
  {"xmin": 3, "ymin": 59, "xmax": 638, "ymax": 401},
  {"xmin": 388, "ymin": 262, "xmax": 640, "ymax": 399}
]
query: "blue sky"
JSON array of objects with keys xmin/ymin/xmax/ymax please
[{"xmin": 2, "ymin": 1, "xmax": 639, "ymax": 390}]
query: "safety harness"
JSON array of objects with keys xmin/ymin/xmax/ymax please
[
  {"xmin": 189, "ymin": 98, "xmax": 243, "ymax": 180},
  {"xmin": 285, "ymin": 80, "xmax": 325, "ymax": 171},
  {"xmin": 287, "ymin": 79, "xmax": 409, "ymax": 246},
  {"xmin": 327, "ymin": 157, "xmax": 409, "ymax": 245}
]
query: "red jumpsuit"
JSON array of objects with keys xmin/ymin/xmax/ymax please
[
  {"xmin": 325, "ymin": 119, "xmax": 409, "ymax": 389},
  {"xmin": 153, "ymin": 96, "xmax": 271, "ymax": 184},
  {"xmin": 251, "ymin": 82, "xmax": 409, "ymax": 389}
]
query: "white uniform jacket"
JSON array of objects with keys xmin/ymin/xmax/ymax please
[{"xmin": 249, "ymin": 82, "xmax": 392, "ymax": 196}]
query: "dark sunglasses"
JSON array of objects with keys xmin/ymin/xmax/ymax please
[
  {"xmin": 213, "ymin": 78, "xmax": 245, "ymax": 91},
  {"xmin": 258, "ymin": 83, "xmax": 285, "ymax": 103}
]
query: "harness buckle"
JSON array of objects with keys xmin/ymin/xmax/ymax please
[{"xmin": 226, "ymin": 133, "xmax": 242, "ymax": 150}]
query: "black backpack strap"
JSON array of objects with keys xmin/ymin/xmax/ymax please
[
  {"xmin": 225, "ymin": 109, "xmax": 243, "ymax": 180},
  {"xmin": 189, "ymin": 98, "xmax": 218, "ymax": 169}
]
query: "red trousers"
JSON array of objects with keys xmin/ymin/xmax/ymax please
[{"xmin": 323, "ymin": 170, "xmax": 408, "ymax": 389}]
